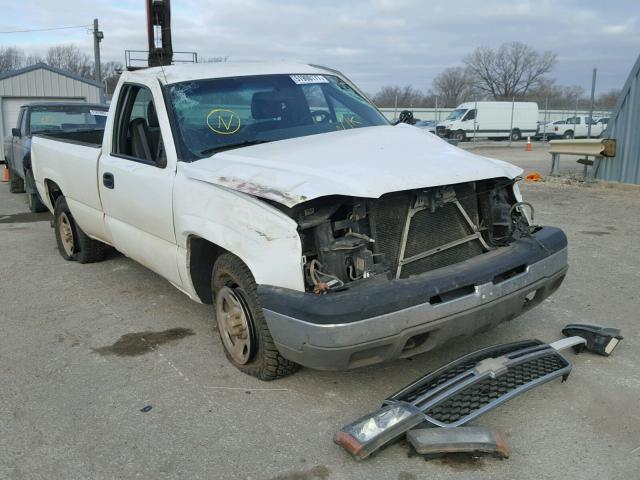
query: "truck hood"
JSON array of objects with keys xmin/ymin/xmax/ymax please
[{"xmin": 182, "ymin": 124, "xmax": 522, "ymax": 207}]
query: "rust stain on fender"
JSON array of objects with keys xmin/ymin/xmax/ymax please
[{"xmin": 216, "ymin": 176, "xmax": 308, "ymax": 207}]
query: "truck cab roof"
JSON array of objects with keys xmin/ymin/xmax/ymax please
[
  {"xmin": 20, "ymin": 102, "xmax": 108, "ymax": 109},
  {"xmin": 122, "ymin": 61, "xmax": 333, "ymax": 85}
]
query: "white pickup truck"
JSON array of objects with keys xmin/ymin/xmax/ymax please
[
  {"xmin": 545, "ymin": 115, "xmax": 604, "ymax": 139},
  {"xmin": 31, "ymin": 63, "xmax": 569, "ymax": 380}
]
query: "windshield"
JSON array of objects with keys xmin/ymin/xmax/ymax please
[
  {"xmin": 167, "ymin": 74, "xmax": 388, "ymax": 160},
  {"xmin": 29, "ymin": 105, "xmax": 108, "ymax": 134},
  {"xmin": 446, "ymin": 108, "xmax": 468, "ymax": 121}
]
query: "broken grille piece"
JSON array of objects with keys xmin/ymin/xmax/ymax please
[
  {"xmin": 335, "ymin": 339, "xmax": 574, "ymax": 460},
  {"xmin": 387, "ymin": 340, "xmax": 572, "ymax": 427},
  {"xmin": 407, "ymin": 426, "xmax": 510, "ymax": 459}
]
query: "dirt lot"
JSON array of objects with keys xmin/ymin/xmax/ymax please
[{"xmin": 1, "ymin": 145, "xmax": 639, "ymax": 479}]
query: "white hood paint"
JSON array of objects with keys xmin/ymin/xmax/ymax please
[{"xmin": 182, "ymin": 124, "xmax": 522, "ymax": 207}]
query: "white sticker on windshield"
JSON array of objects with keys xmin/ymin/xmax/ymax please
[
  {"xmin": 290, "ymin": 74, "xmax": 329, "ymax": 85},
  {"xmin": 90, "ymin": 110, "xmax": 108, "ymax": 117}
]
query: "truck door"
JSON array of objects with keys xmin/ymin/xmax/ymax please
[
  {"xmin": 11, "ymin": 108, "xmax": 28, "ymax": 177},
  {"xmin": 461, "ymin": 108, "xmax": 477, "ymax": 138},
  {"xmin": 98, "ymin": 83, "xmax": 181, "ymax": 286}
]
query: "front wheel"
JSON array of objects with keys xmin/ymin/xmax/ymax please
[
  {"xmin": 452, "ymin": 130, "xmax": 466, "ymax": 141},
  {"xmin": 53, "ymin": 197, "xmax": 107, "ymax": 263},
  {"xmin": 562, "ymin": 131, "xmax": 574, "ymax": 140},
  {"xmin": 212, "ymin": 253, "xmax": 299, "ymax": 380},
  {"xmin": 510, "ymin": 129, "xmax": 522, "ymax": 141}
]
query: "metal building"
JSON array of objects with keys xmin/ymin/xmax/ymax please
[
  {"xmin": 595, "ymin": 54, "xmax": 640, "ymax": 184},
  {"xmin": 0, "ymin": 63, "xmax": 105, "ymax": 160}
]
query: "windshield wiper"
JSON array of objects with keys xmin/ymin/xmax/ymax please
[{"xmin": 200, "ymin": 139, "xmax": 270, "ymax": 156}]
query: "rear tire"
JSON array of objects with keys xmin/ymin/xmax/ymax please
[
  {"xmin": 53, "ymin": 197, "xmax": 107, "ymax": 263},
  {"xmin": 212, "ymin": 252, "xmax": 299, "ymax": 380},
  {"xmin": 7, "ymin": 164, "xmax": 25, "ymax": 193}
]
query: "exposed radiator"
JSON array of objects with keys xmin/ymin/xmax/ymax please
[{"xmin": 371, "ymin": 183, "xmax": 486, "ymax": 279}]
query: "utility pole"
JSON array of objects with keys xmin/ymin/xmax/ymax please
[
  {"xmin": 587, "ymin": 66, "xmax": 597, "ymax": 139},
  {"xmin": 93, "ymin": 18, "xmax": 104, "ymax": 82}
]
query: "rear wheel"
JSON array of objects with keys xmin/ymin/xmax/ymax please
[
  {"xmin": 54, "ymin": 197, "xmax": 107, "ymax": 263},
  {"xmin": 212, "ymin": 253, "xmax": 299, "ymax": 380},
  {"xmin": 7, "ymin": 164, "xmax": 25, "ymax": 193}
]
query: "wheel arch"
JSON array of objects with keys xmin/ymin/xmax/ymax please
[
  {"xmin": 187, "ymin": 235, "xmax": 229, "ymax": 304},
  {"xmin": 44, "ymin": 178, "xmax": 64, "ymax": 208}
]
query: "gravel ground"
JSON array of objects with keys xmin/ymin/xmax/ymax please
[{"xmin": 1, "ymin": 146, "xmax": 639, "ymax": 479}]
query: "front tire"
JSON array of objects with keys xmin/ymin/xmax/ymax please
[
  {"xmin": 452, "ymin": 130, "xmax": 466, "ymax": 141},
  {"xmin": 212, "ymin": 253, "xmax": 299, "ymax": 380},
  {"xmin": 510, "ymin": 129, "xmax": 522, "ymax": 141},
  {"xmin": 563, "ymin": 130, "xmax": 574, "ymax": 140},
  {"xmin": 53, "ymin": 197, "xmax": 107, "ymax": 263}
]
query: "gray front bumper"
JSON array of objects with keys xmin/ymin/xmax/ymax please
[{"xmin": 263, "ymin": 248, "xmax": 568, "ymax": 370}]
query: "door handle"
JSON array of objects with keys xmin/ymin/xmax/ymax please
[{"xmin": 103, "ymin": 172, "xmax": 114, "ymax": 189}]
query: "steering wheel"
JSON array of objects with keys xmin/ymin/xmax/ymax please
[{"xmin": 310, "ymin": 110, "xmax": 331, "ymax": 124}]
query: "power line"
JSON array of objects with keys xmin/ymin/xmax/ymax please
[{"xmin": 0, "ymin": 25, "xmax": 90, "ymax": 34}]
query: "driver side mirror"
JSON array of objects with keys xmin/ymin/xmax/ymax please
[{"xmin": 12, "ymin": 128, "xmax": 22, "ymax": 138}]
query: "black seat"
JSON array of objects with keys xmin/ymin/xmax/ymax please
[
  {"xmin": 128, "ymin": 102, "xmax": 163, "ymax": 163},
  {"xmin": 129, "ymin": 118, "xmax": 154, "ymax": 162}
]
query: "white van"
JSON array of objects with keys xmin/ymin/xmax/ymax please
[{"xmin": 437, "ymin": 101, "xmax": 539, "ymax": 141}]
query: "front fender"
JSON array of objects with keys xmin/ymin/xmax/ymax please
[{"xmin": 173, "ymin": 172, "xmax": 304, "ymax": 292}]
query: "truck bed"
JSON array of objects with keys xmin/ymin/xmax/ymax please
[
  {"xmin": 31, "ymin": 133, "xmax": 105, "ymax": 239},
  {"xmin": 36, "ymin": 128, "xmax": 105, "ymax": 147}
]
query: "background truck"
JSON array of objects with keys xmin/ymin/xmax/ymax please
[
  {"xmin": 437, "ymin": 101, "xmax": 539, "ymax": 141},
  {"xmin": 547, "ymin": 115, "xmax": 604, "ymax": 139},
  {"xmin": 31, "ymin": 63, "xmax": 568, "ymax": 380},
  {"xmin": 3, "ymin": 102, "xmax": 108, "ymax": 212}
]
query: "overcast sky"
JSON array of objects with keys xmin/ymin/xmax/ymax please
[{"xmin": 1, "ymin": 0, "xmax": 638, "ymax": 94}]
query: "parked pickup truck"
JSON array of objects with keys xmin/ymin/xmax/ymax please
[
  {"xmin": 3, "ymin": 102, "xmax": 108, "ymax": 212},
  {"xmin": 31, "ymin": 63, "xmax": 569, "ymax": 380},
  {"xmin": 545, "ymin": 115, "xmax": 603, "ymax": 139}
]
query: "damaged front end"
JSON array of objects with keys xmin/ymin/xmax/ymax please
[{"xmin": 281, "ymin": 177, "xmax": 534, "ymax": 293}]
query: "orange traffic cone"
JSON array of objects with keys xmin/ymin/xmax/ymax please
[
  {"xmin": 2, "ymin": 165, "xmax": 9, "ymax": 182},
  {"xmin": 526, "ymin": 137, "xmax": 532, "ymax": 151}
]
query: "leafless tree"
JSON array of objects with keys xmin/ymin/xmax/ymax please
[
  {"xmin": 464, "ymin": 42, "xmax": 557, "ymax": 99},
  {"xmin": 45, "ymin": 45, "xmax": 93, "ymax": 78},
  {"xmin": 524, "ymin": 78, "xmax": 586, "ymax": 109},
  {"xmin": 0, "ymin": 46, "xmax": 26, "ymax": 73},
  {"xmin": 596, "ymin": 89, "xmax": 621, "ymax": 110},
  {"xmin": 372, "ymin": 85, "xmax": 425, "ymax": 107},
  {"xmin": 431, "ymin": 67, "xmax": 476, "ymax": 107}
]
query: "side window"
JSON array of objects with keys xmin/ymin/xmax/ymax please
[
  {"xmin": 113, "ymin": 84, "xmax": 165, "ymax": 166},
  {"xmin": 462, "ymin": 109, "xmax": 476, "ymax": 121},
  {"xmin": 21, "ymin": 111, "xmax": 28, "ymax": 134},
  {"xmin": 15, "ymin": 108, "xmax": 24, "ymax": 131}
]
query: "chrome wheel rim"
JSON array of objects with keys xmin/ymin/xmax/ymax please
[
  {"xmin": 216, "ymin": 286, "xmax": 253, "ymax": 364},
  {"xmin": 58, "ymin": 212, "xmax": 74, "ymax": 257}
]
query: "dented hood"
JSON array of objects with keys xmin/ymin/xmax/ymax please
[{"xmin": 182, "ymin": 124, "xmax": 522, "ymax": 207}]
